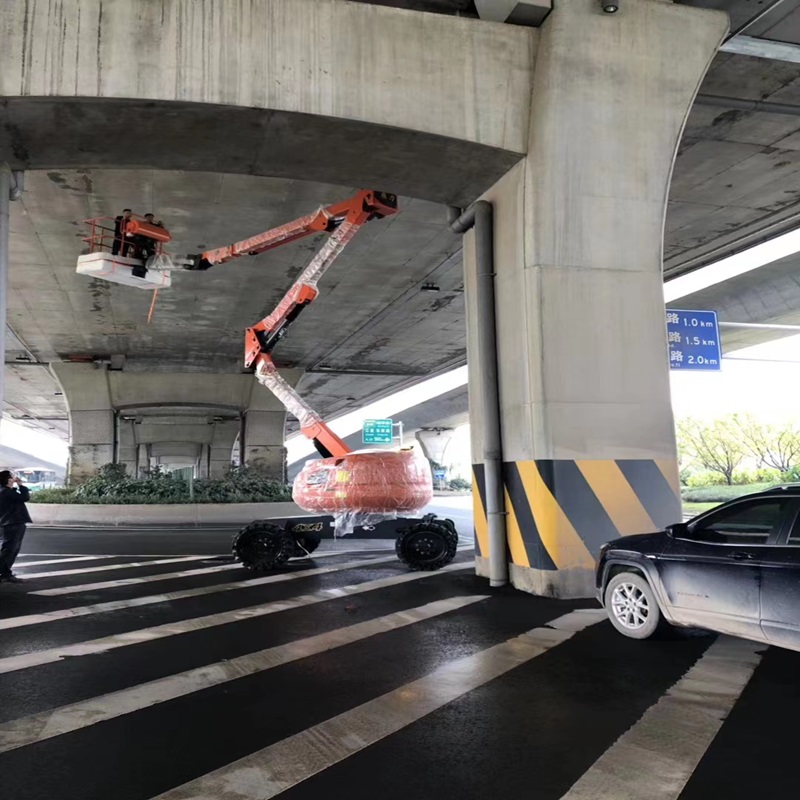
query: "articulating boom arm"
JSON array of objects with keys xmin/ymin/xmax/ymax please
[
  {"xmin": 184, "ymin": 190, "xmax": 397, "ymax": 271},
  {"xmin": 197, "ymin": 190, "xmax": 398, "ymax": 459}
]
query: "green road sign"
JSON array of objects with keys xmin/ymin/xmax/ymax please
[{"xmin": 362, "ymin": 418, "xmax": 394, "ymax": 444}]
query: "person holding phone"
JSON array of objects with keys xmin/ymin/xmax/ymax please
[{"xmin": 0, "ymin": 470, "xmax": 32, "ymax": 583}]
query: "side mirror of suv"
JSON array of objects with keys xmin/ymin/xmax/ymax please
[{"xmin": 666, "ymin": 522, "xmax": 689, "ymax": 539}]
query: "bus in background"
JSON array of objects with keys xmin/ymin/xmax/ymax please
[{"xmin": 12, "ymin": 467, "xmax": 60, "ymax": 492}]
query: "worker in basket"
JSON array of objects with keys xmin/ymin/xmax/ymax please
[
  {"xmin": 130, "ymin": 213, "xmax": 165, "ymax": 262},
  {"xmin": 112, "ymin": 208, "xmax": 133, "ymax": 256}
]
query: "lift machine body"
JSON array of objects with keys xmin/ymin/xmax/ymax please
[{"xmin": 180, "ymin": 191, "xmax": 457, "ymax": 571}]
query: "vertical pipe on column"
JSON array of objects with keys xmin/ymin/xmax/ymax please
[
  {"xmin": 0, "ymin": 167, "xmax": 10, "ymax": 416},
  {"xmin": 450, "ymin": 201, "xmax": 508, "ymax": 587}
]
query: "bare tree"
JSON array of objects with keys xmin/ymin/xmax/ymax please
[{"xmin": 677, "ymin": 417, "xmax": 746, "ymax": 485}]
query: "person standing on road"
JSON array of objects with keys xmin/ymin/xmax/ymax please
[{"xmin": 0, "ymin": 470, "xmax": 32, "ymax": 583}]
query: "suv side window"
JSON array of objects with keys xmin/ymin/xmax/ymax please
[
  {"xmin": 788, "ymin": 514, "xmax": 800, "ymax": 545},
  {"xmin": 687, "ymin": 499, "xmax": 788, "ymax": 546}
]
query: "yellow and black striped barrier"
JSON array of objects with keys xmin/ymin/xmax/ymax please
[{"xmin": 473, "ymin": 459, "xmax": 681, "ymax": 572}]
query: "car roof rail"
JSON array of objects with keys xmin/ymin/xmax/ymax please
[{"xmin": 768, "ymin": 483, "xmax": 800, "ymax": 492}]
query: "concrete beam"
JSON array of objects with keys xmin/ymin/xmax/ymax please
[
  {"xmin": 474, "ymin": 0, "xmax": 551, "ymax": 26},
  {"xmin": 52, "ymin": 363, "xmax": 298, "ymax": 482},
  {"xmin": 720, "ymin": 34, "xmax": 800, "ymax": 64},
  {"xmin": 0, "ymin": 0, "xmax": 534, "ymax": 205}
]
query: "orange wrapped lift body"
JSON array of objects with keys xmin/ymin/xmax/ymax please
[{"xmin": 293, "ymin": 450, "xmax": 433, "ymax": 515}]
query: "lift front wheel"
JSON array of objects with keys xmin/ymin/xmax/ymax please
[
  {"xmin": 233, "ymin": 522, "xmax": 293, "ymax": 571},
  {"xmin": 395, "ymin": 521, "xmax": 458, "ymax": 571}
]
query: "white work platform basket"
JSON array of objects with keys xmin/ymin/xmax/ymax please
[{"xmin": 76, "ymin": 252, "xmax": 172, "ymax": 290}]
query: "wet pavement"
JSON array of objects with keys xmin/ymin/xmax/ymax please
[{"xmin": 0, "ymin": 510, "xmax": 796, "ymax": 799}]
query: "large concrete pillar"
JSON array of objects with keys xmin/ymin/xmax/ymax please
[
  {"xmin": 241, "ymin": 411, "xmax": 289, "ymax": 479},
  {"xmin": 466, "ymin": 0, "xmax": 727, "ymax": 598},
  {"xmin": 118, "ymin": 418, "xmax": 138, "ymax": 477},
  {"xmin": 136, "ymin": 443, "xmax": 151, "ymax": 477},
  {"xmin": 209, "ymin": 420, "xmax": 239, "ymax": 478},
  {"xmin": 242, "ymin": 369, "xmax": 303, "ymax": 481},
  {"xmin": 415, "ymin": 429, "xmax": 456, "ymax": 465},
  {"xmin": 51, "ymin": 362, "xmax": 115, "ymax": 483}
]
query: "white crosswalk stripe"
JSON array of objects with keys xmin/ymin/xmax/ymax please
[
  {"xmin": 559, "ymin": 635, "xmax": 765, "ymax": 800},
  {"xmin": 31, "ymin": 562, "xmax": 243, "ymax": 596},
  {"xmin": 0, "ymin": 594, "xmax": 488, "ymax": 753},
  {"xmin": 152, "ymin": 610, "xmax": 605, "ymax": 800},
  {"xmin": 15, "ymin": 555, "xmax": 208, "ymax": 580},
  {"xmin": 0, "ymin": 563, "xmax": 471, "ymax": 674},
  {"xmin": 0, "ymin": 554, "xmax": 399, "ymax": 631},
  {"xmin": 29, "ymin": 548, "xmax": 418, "ymax": 596},
  {"xmin": 14, "ymin": 555, "xmax": 119, "ymax": 568}
]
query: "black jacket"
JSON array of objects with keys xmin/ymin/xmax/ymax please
[{"xmin": 0, "ymin": 485, "xmax": 32, "ymax": 526}]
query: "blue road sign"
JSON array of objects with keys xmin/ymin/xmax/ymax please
[
  {"xmin": 666, "ymin": 310, "xmax": 722, "ymax": 371},
  {"xmin": 433, "ymin": 469, "xmax": 447, "ymax": 482},
  {"xmin": 362, "ymin": 418, "xmax": 394, "ymax": 444}
]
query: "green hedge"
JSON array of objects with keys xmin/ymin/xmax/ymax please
[
  {"xmin": 680, "ymin": 483, "xmax": 774, "ymax": 504},
  {"xmin": 28, "ymin": 466, "xmax": 292, "ymax": 505}
]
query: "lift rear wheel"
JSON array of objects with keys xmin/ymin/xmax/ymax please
[
  {"xmin": 395, "ymin": 520, "xmax": 458, "ymax": 571},
  {"xmin": 234, "ymin": 521, "xmax": 293, "ymax": 571}
]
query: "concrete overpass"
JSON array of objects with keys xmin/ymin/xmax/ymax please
[{"xmin": 5, "ymin": 0, "xmax": 800, "ymax": 596}]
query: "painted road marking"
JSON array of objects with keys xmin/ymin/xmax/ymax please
[
  {"xmin": 0, "ymin": 564, "xmax": 471, "ymax": 674},
  {"xmin": 16, "ymin": 555, "xmax": 208, "ymax": 580},
  {"xmin": 152, "ymin": 610, "xmax": 605, "ymax": 800},
  {"xmin": 32, "ymin": 563, "xmax": 244, "ymax": 596},
  {"xmin": 0, "ymin": 595, "xmax": 488, "ymax": 753},
  {"xmin": 0, "ymin": 555, "xmax": 399, "ymax": 631},
  {"xmin": 560, "ymin": 635, "xmax": 765, "ymax": 800},
  {"xmin": 14, "ymin": 555, "xmax": 118, "ymax": 568},
  {"xmin": 32, "ymin": 546, "xmax": 471, "ymax": 595}
]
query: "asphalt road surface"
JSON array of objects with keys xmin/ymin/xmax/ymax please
[{"xmin": 0, "ymin": 500, "xmax": 797, "ymax": 799}]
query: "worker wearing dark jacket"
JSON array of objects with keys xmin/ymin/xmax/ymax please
[{"xmin": 0, "ymin": 471, "xmax": 32, "ymax": 583}]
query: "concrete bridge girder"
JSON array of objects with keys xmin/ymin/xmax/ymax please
[
  {"xmin": 1, "ymin": 0, "xmax": 532, "ymax": 206},
  {"xmin": 51, "ymin": 362, "xmax": 302, "ymax": 482}
]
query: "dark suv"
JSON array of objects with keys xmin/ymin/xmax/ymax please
[{"xmin": 596, "ymin": 486, "xmax": 800, "ymax": 652}]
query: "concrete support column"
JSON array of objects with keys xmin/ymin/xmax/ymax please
[
  {"xmin": 415, "ymin": 429, "xmax": 456, "ymax": 465},
  {"xmin": 465, "ymin": 0, "xmax": 727, "ymax": 597},
  {"xmin": 137, "ymin": 443, "xmax": 151, "ymax": 477},
  {"xmin": 209, "ymin": 420, "xmax": 239, "ymax": 478},
  {"xmin": 241, "ymin": 411, "xmax": 289, "ymax": 480},
  {"xmin": 118, "ymin": 418, "xmax": 138, "ymax": 477},
  {"xmin": 51, "ymin": 362, "xmax": 115, "ymax": 484},
  {"xmin": 197, "ymin": 444, "xmax": 210, "ymax": 479},
  {"xmin": 243, "ymin": 369, "xmax": 303, "ymax": 482}
]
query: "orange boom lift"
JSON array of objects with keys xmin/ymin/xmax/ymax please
[{"xmin": 182, "ymin": 190, "xmax": 457, "ymax": 572}]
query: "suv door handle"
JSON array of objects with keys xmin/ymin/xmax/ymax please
[{"xmin": 730, "ymin": 551, "xmax": 754, "ymax": 561}]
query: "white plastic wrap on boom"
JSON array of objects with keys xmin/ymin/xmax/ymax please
[{"xmin": 254, "ymin": 359, "xmax": 322, "ymax": 430}]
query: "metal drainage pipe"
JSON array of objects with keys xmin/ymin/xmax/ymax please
[
  {"xmin": 449, "ymin": 201, "xmax": 508, "ymax": 588},
  {"xmin": 0, "ymin": 165, "xmax": 24, "ymax": 414}
]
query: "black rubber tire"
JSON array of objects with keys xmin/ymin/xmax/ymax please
[
  {"xmin": 604, "ymin": 571, "xmax": 665, "ymax": 640},
  {"xmin": 290, "ymin": 531, "xmax": 322, "ymax": 558},
  {"xmin": 233, "ymin": 521, "xmax": 293, "ymax": 571},
  {"xmin": 395, "ymin": 521, "xmax": 458, "ymax": 571}
]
